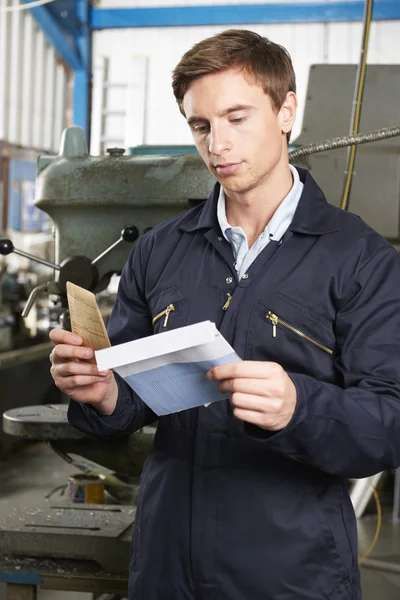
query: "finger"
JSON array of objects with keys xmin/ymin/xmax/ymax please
[
  {"xmin": 218, "ymin": 377, "xmax": 268, "ymax": 396},
  {"xmin": 232, "ymin": 406, "xmax": 282, "ymax": 430},
  {"xmin": 230, "ymin": 392, "xmax": 280, "ymax": 413},
  {"xmin": 50, "ymin": 328, "xmax": 82, "ymax": 346},
  {"xmin": 55, "ymin": 361, "xmax": 109, "ymax": 378},
  {"xmin": 57, "ymin": 374, "xmax": 110, "ymax": 391},
  {"xmin": 67, "ymin": 381, "xmax": 111, "ymax": 404},
  {"xmin": 232, "ymin": 407, "xmax": 267, "ymax": 426},
  {"xmin": 232, "ymin": 406, "xmax": 284, "ymax": 431},
  {"xmin": 51, "ymin": 344, "xmax": 94, "ymax": 362},
  {"xmin": 207, "ymin": 361, "xmax": 281, "ymax": 382}
]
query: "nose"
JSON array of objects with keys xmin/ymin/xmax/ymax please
[{"xmin": 208, "ymin": 124, "xmax": 230, "ymax": 155}]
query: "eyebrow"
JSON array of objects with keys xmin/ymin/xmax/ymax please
[{"xmin": 187, "ymin": 104, "xmax": 255, "ymax": 126}]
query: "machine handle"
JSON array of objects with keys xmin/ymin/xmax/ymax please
[
  {"xmin": 91, "ymin": 225, "xmax": 139, "ymax": 266},
  {"xmin": 21, "ymin": 283, "xmax": 49, "ymax": 318},
  {"xmin": 0, "ymin": 238, "xmax": 60, "ymax": 271},
  {"xmin": 1, "ymin": 226, "xmax": 139, "ymax": 319}
]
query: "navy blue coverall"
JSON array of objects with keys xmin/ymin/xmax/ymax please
[{"xmin": 69, "ymin": 168, "xmax": 400, "ymax": 600}]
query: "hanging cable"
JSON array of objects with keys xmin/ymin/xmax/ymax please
[
  {"xmin": 0, "ymin": 0, "xmax": 57, "ymax": 12},
  {"xmin": 340, "ymin": 0, "xmax": 374, "ymax": 211},
  {"xmin": 358, "ymin": 480, "xmax": 382, "ymax": 565}
]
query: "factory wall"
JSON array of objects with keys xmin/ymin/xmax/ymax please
[
  {"xmin": 92, "ymin": 0, "xmax": 400, "ymax": 152},
  {"xmin": 0, "ymin": 0, "xmax": 68, "ymax": 153}
]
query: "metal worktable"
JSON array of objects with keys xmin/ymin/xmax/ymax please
[
  {"xmin": 0, "ymin": 404, "xmax": 152, "ymax": 598},
  {"xmin": 0, "ymin": 556, "xmax": 128, "ymax": 599}
]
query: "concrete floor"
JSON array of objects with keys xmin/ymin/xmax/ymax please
[
  {"xmin": 358, "ymin": 514, "xmax": 400, "ymax": 599},
  {"xmin": 1, "ymin": 443, "xmax": 400, "ymax": 599}
]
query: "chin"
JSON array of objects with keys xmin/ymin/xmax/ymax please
[{"xmin": 223, "ymin": 179, "xmax": 255, "ymax": 195}]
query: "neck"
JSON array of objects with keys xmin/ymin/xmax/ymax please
[{"xmin": 225, "ymin": 161, "xmax": 294, "ymax": 247}]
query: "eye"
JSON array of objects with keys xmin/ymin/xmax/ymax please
[
  {"xmin": 230, "ymin": 117, "xmax": 245, "ymax": 125},
  {"xmin": 192, "ymin": 123, "xmax": 209, "ymax": 134}
]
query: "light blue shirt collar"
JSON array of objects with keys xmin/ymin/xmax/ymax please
[
  {"xmin": 216, "ymin": 165, "xmax": 304, "ymax": 279},
  {"xmin": 217, "ymin": 164, "xmax": 303, "ymax": 244}
]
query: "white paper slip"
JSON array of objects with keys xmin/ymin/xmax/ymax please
[{"xmin": 95, "ymin": 321, "xmax": 242, "ymax": 416}]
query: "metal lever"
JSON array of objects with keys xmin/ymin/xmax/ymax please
[
  {"xmin": 91, "ymin": 225, "xmax": 139, "ymax": 266},
  {"xmin": 0, "ymin": 238, "xmax": 60, "ymax": 271},
  {"xmin": 21, "ymin": 283, "xmax": 49, "ymax": 318},
  {"xmin": 1, "ymin": 226, "xmax": 139, "ymax": 318}
]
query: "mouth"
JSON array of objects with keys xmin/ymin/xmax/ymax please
[{"xmin": 213, "ymin": 162, "xmax": 243, "ymax": 176}]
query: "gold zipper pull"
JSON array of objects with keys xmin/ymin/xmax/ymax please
[
  {"xmin": 163, "ymin": 304, "xmax": 175, "ymax": 327},
  {"xmin": 222, "ymin": 293, "xmax": 232, "ymax": 311},
  {"xmin": 267, "ymin": 311, "xmax": 278, "ymax": 338}
]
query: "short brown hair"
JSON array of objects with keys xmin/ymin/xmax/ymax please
[{"xmin": 172, "ymin": 29, "xmax": 296, "ymax": 141}]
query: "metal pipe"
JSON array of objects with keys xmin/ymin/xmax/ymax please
[
  {"xmin": 289, "ymin": 126, "xmax": 400, "ymax": 163},
  {"xmin": 361, "ymin": 558, "xmax": 400, "ymax": 574},
  {"xmin": 12, "ymin": 248, "xmax": 60, "ymax": 270},
  {"xmin": 91, "ymin": 237, "xmax": 122, "ymax": 266},
  {"xmin": 340, "ymin": 0, "xmax": 374, "ymax": 211}
]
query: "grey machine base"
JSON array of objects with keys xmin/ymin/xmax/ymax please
[{"xmin": 0, "ymin": 502, "xmax": 134, "ymax": 574}]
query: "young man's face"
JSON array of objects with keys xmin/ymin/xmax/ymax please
[{"xmin": 182, "ymin": 68, "xmax": 296, "ymax": 196}]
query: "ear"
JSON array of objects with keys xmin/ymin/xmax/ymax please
[{"xmin": 279, "ymin": 91, "xmax": 297, "ymax": 135}]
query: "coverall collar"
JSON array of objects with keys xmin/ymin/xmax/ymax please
[{"xmin": 181, "ymin": 167, "xmax": 339, "ymax": 236}]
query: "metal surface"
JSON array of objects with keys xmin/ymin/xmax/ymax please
[
  {"xmin": 289, "ymin": 126, "xmax": 400, "ymax": 163},
  {"xmin": 3, "ymin": 403, "xmax": 155, "ymax": 476},
  {"xmin": 4, "ymin": 583, "xmax": 37, "ymax": 600},
  {"xmin": 0, "ymin": 342, "xmax": 53, "ymax": 370},
  {"xmin": 90, "ymin": 2, "xmax": 400, "ymax": 29},
  {"xmin": 7, "ymin": 157, "xmax": 48, "ymax": 232},
  {"xmin": 0, "ymin": 346, "xmax": 63, "ymax": 458},
  {"xmin": 3, "ymin": 405, "xmax": 84, "ymax": 440},
  {"xmin": 0, "ymin": 502, "xmax": 134, "ymax": 574},
  {"xmin": 362, "ymin": 556, "xmax": 400, "ymax": 574},
  {"xmin": 53, "ymin": 432, "xmax": 154, "ymax": 478},
  {"xmin": 35, "ymin": 126, "xmax": 215, "ymax": 293},
  {"xmin": 9, "ymin": 0, "xmax": 23, "ymax": 147},
  {"xmin": 0, "ymin": 1, "xmax": 10, "ymax": 141},
  {"xmin": 73, "ymin": 0, "xmax": 90, "ymax": 135},
  {"xmin": 0, "ymin": 5, "xmax": 65, "ymax": 152},
  {"xmin": 393, "ymin": 468, "xmax": 400, "ymax": 523},
  {"xmin": 22, "ymin": 0, "xmax": 82, "ymax": 71},
  {"xmin": 294, "ymin": 64, "xmax": 400, "ymax": 240},
  {"xmin": 0, "ymin": 556, "xmax": 128, "ymax": 595}
]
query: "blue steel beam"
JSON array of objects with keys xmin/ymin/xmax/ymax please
[
  {"xmin": 22, "ymin": 0, "xmax": 82, "ymax": 69},
  {"xmin": 90, "ymin": 1, "xmax": 400, "ymax": 28},
  {"xmin": 73, "ymin": 0, "xmax": 91, "ymax": 135}
]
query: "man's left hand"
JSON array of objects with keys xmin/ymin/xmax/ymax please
[{"xmin": 206, "ymin": 361, "xmax": 297, "ymax": 431}]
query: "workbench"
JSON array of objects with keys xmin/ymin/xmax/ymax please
[{"xmin": 0, "ymin": 556, "xmax": 128, "ymax": 599}]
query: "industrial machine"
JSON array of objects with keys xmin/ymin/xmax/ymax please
[
  {"xmin": 0, "ymin": 126, "xmax": 216, "ymax": 595},
  {"xmin": 0, "ymin": 126, "xmax": 214, "ymax": 318},
  {"xmin": 0, "ymin": 125, "xmax": 214, "ymax": 457}
]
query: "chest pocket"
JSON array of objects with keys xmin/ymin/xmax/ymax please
[
  {"xmin": 150, "ymin": 286, "xmax": 187, "ymax": 334},
  {"xmin": 246, "ymin": 293, "xmax": 336, "ymax": 381}
]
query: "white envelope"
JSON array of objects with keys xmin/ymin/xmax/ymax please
[{"xmin": 95, "ymin": 321, "xmax": 241, "ymax": 416}]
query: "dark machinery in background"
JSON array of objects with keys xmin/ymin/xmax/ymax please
[
  {"xmin": 0, "ymin": 123, "xmax": 215, "ymax": 474},
  {"xmin": 0, "ymin": 126, "xmax": 216, "ymax": 581},
  {"xmin": 0, "ymin": 126, "xmax": 214, "ymax": 458},
  {"xmin": 0, "ymin": 126, "xmax": 215, "ymax": 319}
]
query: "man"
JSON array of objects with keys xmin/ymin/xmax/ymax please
[{"xmin": 50, "ymin": 29, "xmax": 400, "ymax": 600}]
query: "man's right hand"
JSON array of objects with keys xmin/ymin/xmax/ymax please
[{"xmin": 49, "ymin": 328, "xmax": 118, "ymax": 416}]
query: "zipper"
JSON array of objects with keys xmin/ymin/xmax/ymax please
[
  {"xmin": 152, "ymin": 303, "xmax": 176, "ymax": 327},
  {"xmin": 222, "ymin": 293, "xmax": 232, "ymax": 311},
  {"xmin": 266, "ymin": 311, "xmax": 333, "ymax": 355}
]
